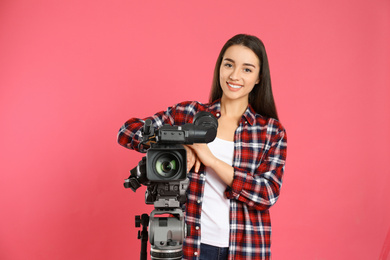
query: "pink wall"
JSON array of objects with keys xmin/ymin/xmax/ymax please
[{"xmin": 1, "ymin": 0, "xmax": 389, "ymax": 259}]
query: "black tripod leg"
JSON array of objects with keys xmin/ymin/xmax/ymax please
[{"xmin": 136, "ymin": 214, "xmax": 149, "ymax": 260}]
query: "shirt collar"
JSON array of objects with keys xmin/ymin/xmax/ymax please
[
  {"xmin": 207, "ymin": 99, "xmax": 256, "ymax": 126},
  {"xmin": 242, "ymin": 104, "xmax": 256, "ymax": 125}
]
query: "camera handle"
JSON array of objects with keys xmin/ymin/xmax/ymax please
[{"xmin": 135, "ymin": 213, "xmax": 149, "ymax": 260}]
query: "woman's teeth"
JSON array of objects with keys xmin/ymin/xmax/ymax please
[{"xmin": 228, "ymin": 83, "xmax": 242, "ymax": 89}]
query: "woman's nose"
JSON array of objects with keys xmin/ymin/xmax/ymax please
[{"xmin": 229, "ymin": 68, "xmax": 240, "ymax": 80}]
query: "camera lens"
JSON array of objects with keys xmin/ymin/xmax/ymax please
[{"xmin": 155, "ymin": 153, "xmax": 180, "ymax": 178}]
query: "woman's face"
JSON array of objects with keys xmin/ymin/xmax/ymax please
[{"xmin": 219, "ymin": 45, "xmax": 260, "ymax": 103}]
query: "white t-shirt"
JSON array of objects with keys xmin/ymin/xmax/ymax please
[{"xmin": 200, "ymin": 137, "xmax": 234, "ymax": 247}]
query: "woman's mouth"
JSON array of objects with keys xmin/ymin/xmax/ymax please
[{"xmin": 227, "ymin": 82, "xmax": 243, "ymax": 90}]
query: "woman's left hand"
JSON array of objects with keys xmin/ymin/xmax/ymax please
[
  {"xmin": 188, "ymin": 143, "xmax": 234, "ymax": 186},
  {"xmin": 187, "ymin": 143, "xmax": 217, "ymax": 172}
]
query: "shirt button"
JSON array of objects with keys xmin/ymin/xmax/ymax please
[
  {"xmin": 194, "ymin": 252, "xmax": 198, "ymax": 256},
  {"xmin": 195, "ymin": 226, "xmax": 199, "ymax": 230},
  {"xmin": 197, "ymin": 199, "xmax": 201, "ymax": 204},
  {"xmin": 200, "ymin": 174, "xmax": 204, "ymax": 178},
  {"xmin": 216, "ymin": 113, "xmax": 220, "ymax": 117}
]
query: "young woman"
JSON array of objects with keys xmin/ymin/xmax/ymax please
[{"xmin": 118, "ymin": 34, "xmax": 287, "ymax": 260}]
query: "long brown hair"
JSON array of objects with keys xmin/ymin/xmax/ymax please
[{"xmin": 209, "ymin": 34, "xmax": 279, "ymax": 120}]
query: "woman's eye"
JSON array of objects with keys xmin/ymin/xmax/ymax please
[
  {"xmin": 224, "ymin": 63, "xmax": 233, "ymax": 68},
  {"xmin": 244, "ymin": 68, "xmax": 252, "ymax": 73}
]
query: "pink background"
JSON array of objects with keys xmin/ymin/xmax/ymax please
[{"xmin": 1, "ymin": 0, "xmax": 389, "ymax": 259}]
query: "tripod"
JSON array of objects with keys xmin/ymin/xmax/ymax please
[{"xmin": 134, "ymin": 181, "xmax": 188, "ymax": 260}]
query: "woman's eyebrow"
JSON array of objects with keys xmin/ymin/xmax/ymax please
[
  {"xmin": 223, "ymin": 58, "xmax": 256, "ymax": 68},
  {"xmin": 243, "ymin": 63, "xmax": 256, "ymax": 68},
  {"xmin": 223, "ymin": 58, "xmax": 235, "ymax": 63}
]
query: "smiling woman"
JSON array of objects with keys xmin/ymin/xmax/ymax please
[
  {"xmin": 219, "ymin": 45, "xmax": 261, "ymax": 104},
  {"xmin": 210, "ymin": 34, "xmax": 278, "ymax": 121},
  {"xmin": 117, "ymin": 34, "xmax": 287, "ymax": 260}
]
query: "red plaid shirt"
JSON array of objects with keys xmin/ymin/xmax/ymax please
[{"xmin": 118, "ymin": 100, "xmax": 287, "ymax": 260}]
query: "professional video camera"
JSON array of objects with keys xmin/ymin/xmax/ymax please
[{"xmin": 123, "ymin": 111, "xmax": 218, "ymax": 260}]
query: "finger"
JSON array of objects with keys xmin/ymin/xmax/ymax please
[
  {"xmin": 184, "ymin": 145, "xmax": 191, "ymax": 154},
  {"xmin": 187, "ymin": 157, "xmax": 194, "ymax": 173},
  {"xmin": 187, "ymin": 155, "xmax": 192, "ymax": 172},
  {"xmin": 195, "ymin": 158, "xmax": 201, "ymax": 173},
  {"xmin": 187, "ymin": 160, "xmax": 195, "ymax": 173}
]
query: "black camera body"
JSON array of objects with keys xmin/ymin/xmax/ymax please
[{"xmin": 124, "ymin": 111, "xmax": 218, "ymax": 197}]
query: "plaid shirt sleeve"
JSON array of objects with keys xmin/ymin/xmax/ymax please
[
  {"xmin": 225, "ymin": 119, "xmax": 287, "ymax": 211},
  {"xmin": 117, "ymin": 101, "xmax": 200, "ymax": 151}
]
